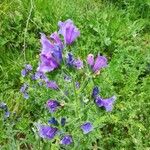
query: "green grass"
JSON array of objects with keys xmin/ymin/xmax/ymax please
[{"xmin": 0, "ymin": 0, "xmax": 150, "ymax": 149}]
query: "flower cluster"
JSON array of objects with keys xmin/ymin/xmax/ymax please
[{"xmin": 20, "ymin": 19, "xmax": 116, "ymax": 146}]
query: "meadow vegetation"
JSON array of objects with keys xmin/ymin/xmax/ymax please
[{"xmin": 0, "ymin": 0, "xmax": 150, "ymax": 149}]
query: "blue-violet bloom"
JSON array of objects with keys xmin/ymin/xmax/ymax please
[
  {"xmin": 58, "ymin": 19, "xmax": 80, "ymax": 45},
  {"xmin": 92, "ymin": 86, "xmax": 100, "ymax": 98},
  {"xmin": 95, "ymin": 96, "xmax": 116, "ymax": 112},
  {"xmin": 66, "ymin": 53, "xmax": 74, "ymax": 66},
  {"xmin": 87, "ymin": 54, "xmax": 94, "ymax": 66},
  {"xmin": 47, "ymin": 100, "xmax": 60, "ymax": 112},
  {"xmin": 24, "ymin": 92, "xmax": 29, "ymax": 99},
  {"xmin": 81, "ymin": 122, "xmax": 93, "ymax": 134},
  {"xmin": 60, "ymin": 135, "xmax": 73, "ymax": 145},
  {"xmin": 20, "ymin": 83, "xmax": 28, "ymax": 93},
  {"xmin": 37, "ymin": 33, "xmax": 63, "ymax": 73},
  {"xmin": 61, "ymin": 118, "xmax": 66, "ymax": 126},
  {"xmin": 25, "ymin": 64, "xmax": 32, "ymax": 71},
  {"xmin": 4, "ymin": 111, "xmax": 10, "ymax": 118},
  {"xmin": 46, "ymin": 81, "xmax": 58, "ymax": 90},
  {"xmin": 66, "ymin": 53, "xmax": 83, "ymax": 69},
  {"xmin": 48, "ymin": 117, "xmax": 59, "ymax": 126},
  {"xmin": 21, "ymin": 64, "xmax": 32, "ymax": 77},
  {"xmin": 21, "ymin": 69, "xmax": 27, "ymax": 77},
  {"xmin": 36, "ymin": 124, "xmax": 58, "ymax": 139},
  {"xmin": 73, "ymin": 59, "xmax": 83, "ymax": 69},
  {"xmin": 87, "ymin": 54, "xmax": 107, "ymax": 73},
  {"xmin": 64, "ymin": 75, "xmax": 72, "ymax": 82}
]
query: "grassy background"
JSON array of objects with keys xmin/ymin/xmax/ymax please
[{"xmin": 0, "ymin": 0, "xmax": 150, "ymax": 149}]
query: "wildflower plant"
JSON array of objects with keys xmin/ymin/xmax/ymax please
[{"xmin": 20, "ymin": 19, "xmax": 116, "ymax": 149}]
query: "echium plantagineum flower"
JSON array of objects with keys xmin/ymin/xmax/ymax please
[
  {"xmin": 21, "ymin": 64, "xmax": 32, "ymax": 77},
  {"xmin": 92, "ymin": 86, "xmax": 100, "ymax": 98},
  {"xmin": 20, "ymin": 83, "xmax": 29, "ymax": 99},
  {"xmin": 95, "ymin": 96, "xmax": 116, "ymax": 112},
  {"xmin": 73, "ymin": 59, "xmax": 83, "ymax": 69},
  {"xmin": 60, "ymin": 135, "xmax": 73, "ymax": 145},
  {"xmin": 64, "ymin": 75, "xmax": 72, "ymax": 82},
  {"xmin": 46, "ymin": 80, "xmax": 59, "ymax": 90},
  {"xmin": 36, "ymin": 124, "xmax": 58, "ymax": 139},
  {"xmin": 58, "ymin": 19, "xmax": 80, "ymax": 45},
  {"xmin": 48, "ymin": 117, "xmax": 59, "ymax": 126},
  {"xmin": 0, "ymin": 102, "xmax": 10, "ymax": 119},
  {"xmin": 47, "ymin": 100, "xmax": 60, "ymax": 112},
  {"xmin": 66, "ymin": 53, "xmax": 83, "ymax": 69},
  {"xmin": 81, "ymin": 122, "xmax": 93, "ymax": 134},
  {"xmin": 32, "ymin": 71, "xmax": 48, "ymax": 81},
  {"xmin": 61, "ymin": 117, "xmax": 66, "ymax": 127},
  {"xmin": 87, "ymin": 54, "xmax": 107, "ymax": 74},
  {"xmin": 37, "ymin": 32, "xmax": 63, "ymax": 73}
]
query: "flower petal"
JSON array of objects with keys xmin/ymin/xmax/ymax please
[
  {"xmin": 87, "ymin": 54, "xmax": 94, "ymax": 67},
  {"xmin": 81, "ymin": 122, "xmax": 93, "ymax": 134},
  {"xmin": 93, "ymin": 55, "xmax": 107, "ymax": 73},
  {"xmin": 36, "ymin": 124, "xmax": 58, "ymax": 139},
  {"xmin": 47, "ymin": 100, "xmax": 60, "ymax": 112},
  {"xmin": 46, "ymin": 81, "xmax": 58, "ymax": 90},
  {"xmin": 60, "ymin": 135, "xmax": 73, "ymax": 145},
  {"xmin": 95, "ymin": 96, "xmax": 116, "ymax": 111},
  {"xmin": 73, "ymin": 59, "xmax": 83, "ymax": 69},
  {"xmin": 58, "ymin": 19, "xmax": 80, "ymax": 45}
]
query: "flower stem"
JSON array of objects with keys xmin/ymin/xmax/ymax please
[{"xmin": 72, "ymin": 77, "xmax": 81, "ymax": 119}]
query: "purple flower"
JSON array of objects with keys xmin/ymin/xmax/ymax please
[
  {"xmin": 66, "ymin": 53, "xmax": 74, "ymax": 66},
  {"xmin": 75, "ymin": 82, "xmax": 80, "ymax": 89},
  {"xmin": 21, "ymin": 64, "xmax": 32, "ymax": 77},
  {"xmin": 95, "ymin": 96, "xmax": 116, "ymax": 112},
  {"xmin": 81, "ymin": 122, "xmax": 93, "ymax": 134},
  {"xmin": 20, "ymin": 84, "xmax": 29, "ymax": 99},
  {"xmin": 37, "ymin": 54, "xmax": 59, "ymax": 73},
  {"xmin": 21, "ymin": 69, "xmax": 27, "ymax": 77},
  {"xmin": 4, "ymin": 111, "xmax": 10, "ymax": 118},
  {"xmin": 37, "ymin": 33, "xmax": 63, "ymax": 73},
  {"xmin": 58, "ymin": 19, "xmax": 80, "ymax": 45},
  {"xmin": 0, "ymin": 102, "xmax": 10, "ymax": 119},
  {"xmin": 64, "ymin": 75, "xmax": 72, "ymax": 82},
  {"xmin": 25, "ymin": 64, "xmax": 32, "ymax": 71},
  {"xmin": 20, "ymin": 83, "xmax": 28, "ymax": 93},
  {"xmin": 92, "ymin": 86, "xmax": 100, "ymax": 98},
  {"xmin": 33, "ymin": 71, "xmax": 48, "ymax": 81},
  {"xmin": 40, "ymin": 33, "xmax": 63, "ymax": 57},
  {"xmin": 24, "ymin": 92, "xmax": 29, "ymax": 99},
  {"xmin": 36, "ymin": 124, "xmax": 58, "ymax": 139},
  {"xmin": 73, "ymin": 59, "xmax": 83, "ymax": 69},
  {"xmin": 87, "ymin": 54, "xmax": 94, "ymax": 66},
  {"xmin": 47, "ymin": 100, "xmax": 60, "ymax": 112},
  {"xmin": 60, "ymin": 135, "xmax": 73, "ymax": 145},
  {"xmin": 93, "ymin": 55, "xmax": 107, "ymax": 73},
  {"xmin": 61, "ymin": 118, "xmax": 66, "ymax": 126},
  {"xmin": 50, "ymin": 32, "xmax": 64, "ymax": 50},
  {"xmin": 87, "ymin": 54, "xmax": 107, "ymax": 73},
  {"xmin": 46, "ymin": 81, "xmax": 58, "ymax": 90},
  {"xmin": 66, "ymin": 53, "xmax": 83, "ymax": 69},
  {"xmin": 48, "ymin": 117, "xmax": 59, "ymax": 126}
]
